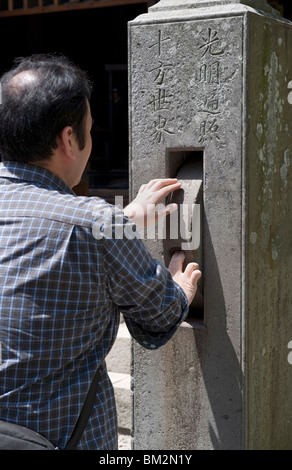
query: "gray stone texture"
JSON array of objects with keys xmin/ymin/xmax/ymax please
[{"xmin": 129, "ymin": 0, "xmax": 292, "ymax": 449}]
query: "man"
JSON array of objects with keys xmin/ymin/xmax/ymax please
[{"xmin": 0, "ymin": 54, "xmax": 201, "ymax": 450}]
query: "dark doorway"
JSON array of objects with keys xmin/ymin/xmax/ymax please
[{"xmin": 0, "ymin": 3, "xmax": 147, "ymax": 201}]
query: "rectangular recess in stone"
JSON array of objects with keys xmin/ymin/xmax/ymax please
[{"xmin": 164, "ymin": 149, "xmax": 204, "ymax": 319}]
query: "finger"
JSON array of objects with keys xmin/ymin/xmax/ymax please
[
  {"xmin": 168, "ymin": 251, "xmax": 185, "ymax": 274},
  {"xmin": 155, "ymin": 203, "xmax": 178, "ymax": 221},
  {"xmin": 190, "ymin": 269, "xmax": 202, "ymax": 284},
  {"xmin": 137, "ymin": 179, "xmax": 178, "ymax": 194},
  {"xmin": 164, "ymin": 203, "xmax": 178, "ymax": 216},
  {"xmin": 142, "ymin": 178, "xmax": 177, "ymax": 191},
  {"xmin": 151, "ymin": 178, "xmax": 179, "ymax": 188},
  {"xmin": 152, "ymin": 179, "xmax": 180, "ymax": 192},
  {"xmin": 154, "ymin": 181, "xmax": 182, "ymax": 202},
  {"xmin": 184, "ymin": 262, "xmax": 200, "ymax": 276},
  {"xmin": 141, "ymin": 178, "xmax": 173, "ymax": 189}
]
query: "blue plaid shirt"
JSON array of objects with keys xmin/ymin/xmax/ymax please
[{"xmin": 0, "ymin": 161, "xmax": 188, "ymax": 450}]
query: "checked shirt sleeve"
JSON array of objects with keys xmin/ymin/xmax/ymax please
[{"xmin": 100, "ymin": 210, "xmax": 189, "ymax": 350}]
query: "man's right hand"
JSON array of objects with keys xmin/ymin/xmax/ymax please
[
  {"xmin": 168, "ymin": 251, "xmax": 201, "ymax": 306},
  {"xmin": 123, "ymin": 178, "xmax": 181, "ymax": 227}
]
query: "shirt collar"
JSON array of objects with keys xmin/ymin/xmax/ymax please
[{"xmin": 0, "ymin": 161, "xmax": 75, "ymax": 195}]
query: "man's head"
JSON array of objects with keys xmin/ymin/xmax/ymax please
[{"xmin": 0, "ymin": 54, "xmax": 92, "ymax": 164}]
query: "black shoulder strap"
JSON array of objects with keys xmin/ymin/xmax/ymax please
[{"xmin": 64, "ymin": 368, "xmax": 100, "ymax": 450}]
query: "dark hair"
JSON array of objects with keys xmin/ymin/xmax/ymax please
[{"xmin": 0, "ymin": 53, "xmax": 92, "ymax": 162}]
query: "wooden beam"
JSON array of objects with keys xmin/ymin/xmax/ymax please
[{"xmin": 0, "ymin": 0, "xmax": 148, "ymax": 17}]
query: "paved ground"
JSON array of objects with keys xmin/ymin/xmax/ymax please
[{"xmin": 118, "ymin": 432, "xmax": 131, "ymax": 450}]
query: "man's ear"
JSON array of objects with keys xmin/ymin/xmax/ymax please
[{"xmin": 58, "ymin": 126, "xmax": 76, "ymax": 160}]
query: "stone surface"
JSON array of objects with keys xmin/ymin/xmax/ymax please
[
  {"xmin": 118, "ymin": 432, "xmax": 131, "ymax": 450},
  {"xmin": 148, "ymin": 0, "xmax": 282, "ymax": 16},
  {"xmin": 129, "ymin": 0, "xmax": 292, "ymax": 450}
]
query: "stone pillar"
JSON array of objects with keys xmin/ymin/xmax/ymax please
[{"xmin": 128, "ymin": 0, "xmax": 292, "ymax": 449}]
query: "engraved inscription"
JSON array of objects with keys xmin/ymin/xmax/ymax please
[
  {"xmin": 134, "ymin": 23, "xmax": 237, "ymax": 147},
  {"xmin": 199, "ymin": 28, "xmax": 225, "ymax": 58},
  {"xmin": 149, "ymin": 29, "xmax": 171, "ymax": 57},
  {"xmin": 197, "ymin": 61, "xmax": 220, "ymax": 85},
  {"xmin": 147, "ymin": 29, "xmax": 175, "ymax": 143},
  {"xmin": 196, "ymin": 28, "xmax": 225, "ymax": 145},
  {"xmin": 149, "ymin": 61, "xmax": 174, "ymax": 86},
  {"xmin": 148, "ymin": 89, "xmax": 174, "ymax": 113},
  {"xmin": 150, "ymin": 115, "xmax": 175, "ymax": 144},
  {"xmin": 198, "ymin": 92, "xmax": 220, "ymax": 115},
  {"xmin": 199, "ymin": 118, "xmax": 220, "ymax": 144}
]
